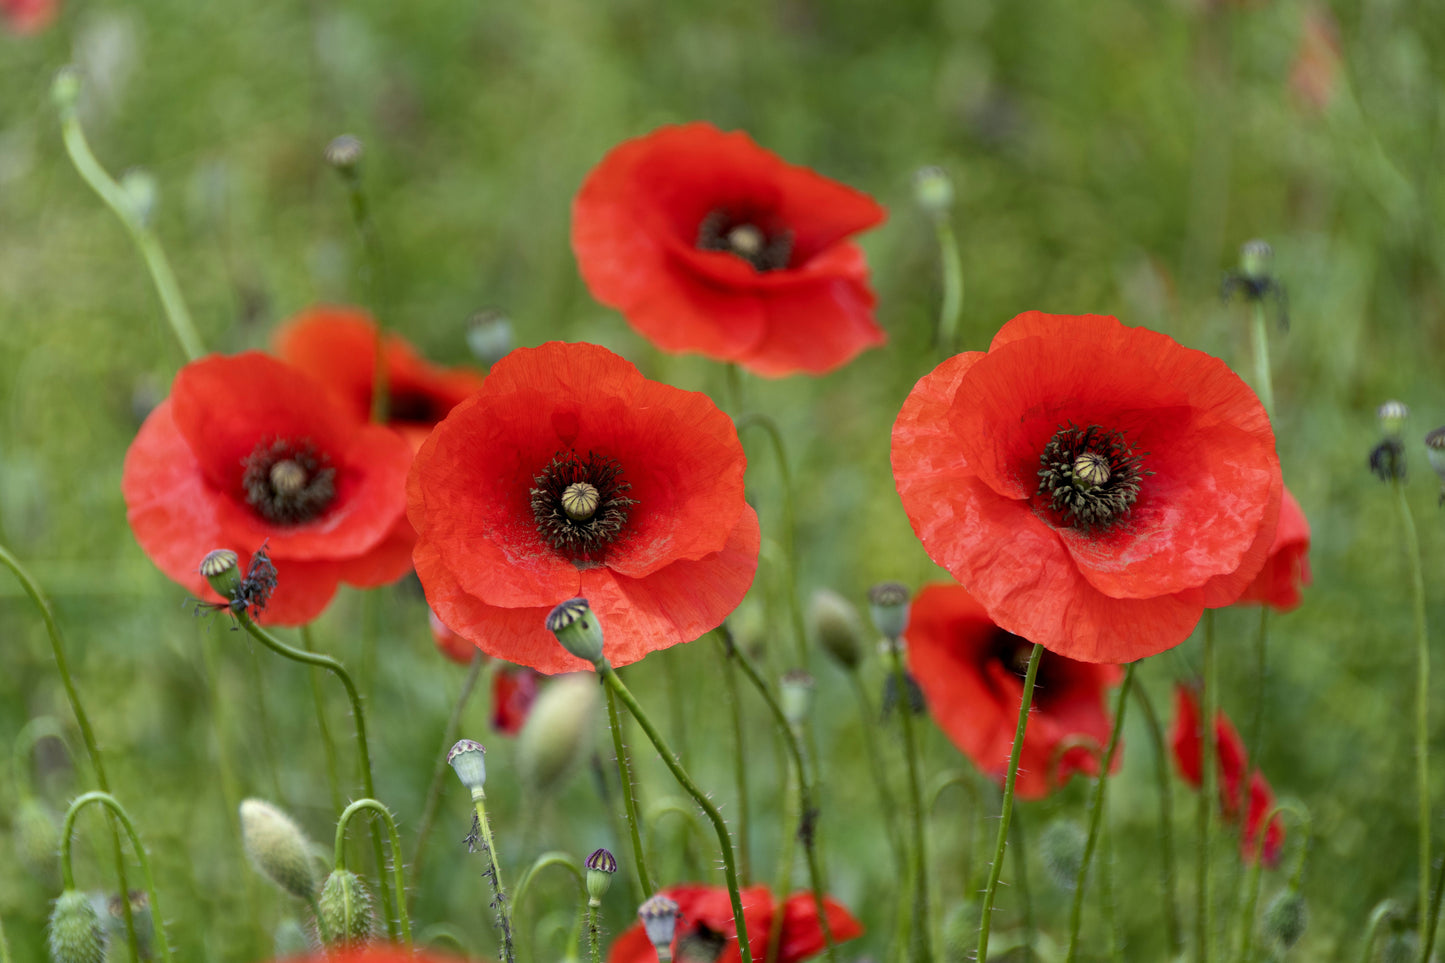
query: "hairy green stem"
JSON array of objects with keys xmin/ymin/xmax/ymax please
[
  {"xmin": 1393, "ymin": 479, "xmax": 1432, "ymax": 950},
  {"xmin": 1132, "ymin": 683, "xmax": 1183, "ymax": 955},
  {"xmin": 300, "ymin": 624, "xmax": 345, "ymax": 814},
  {"xmin": 604, "ymin": 678, "xmax": 655, "ymax": 897},
  {"xmin": 1250, "ymin": 301, "xmax": 1275, "ymax": 420},
  {"xmin": 334, "ymin": 798, "xmax": 413, "ymax": 947},
  {"xmin": 411, "ymin": 653, "xmax": 488, "ymax": 897},
  {"xmin": 890, "ymin": 641, "xmax": 934, "ymax": 963},
  {"xmin": 588, "ymin": 900, "xmax": 603, "ymax": 963},
  {"xmin": 473, "ymin": 791, "xmax": 516, "ymax": 963},
  {"xmin": 720, "ymin": 640, "xmax": 753, "ymax": 883},
  {"xmin": 933, "ymin": 218, "xmax": 964, "ymax": 354}
]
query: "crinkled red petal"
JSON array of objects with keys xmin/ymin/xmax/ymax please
[
  {"xmin": 777, "ymin": 891, "xmax": 865, "ymax": 963},
  {"xmin": 1236, "ymin": 486, "xmax": 1310, "ymax": 610}
]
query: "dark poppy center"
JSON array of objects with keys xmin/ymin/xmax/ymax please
[
  {"xmin": 241, "ymin": 439, "xmax": 336, "ymax": 525},
  {"xmin": 677, "ymin": 924, "xmax": 728, "ymax": 963},
  {"xmin": 987, "ymin": 629, "xmax": 1037, "ymax": 681},
  {"xmin": 530, "ymin": 451, "xmax": 637, "ymax": 561},
  {"xmin": 1037, "ymin": 422, "xmax": 1148, "ymax": 531},
  {"xmin": 697, "ymin": 209, "xmax": 793, "ymax": 272},
  {"xmin": 388, "ymin": 390, "xmax": 443, "ymax": 426}
]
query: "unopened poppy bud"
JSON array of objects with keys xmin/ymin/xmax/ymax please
[
  {"xmin": 324, "ymin": 134, "xmax": 364, "ymax": 171},
  {"xmin": 517, "ymin": 674, "xmax": 598, "ymax": 793},
  {"xmin": 104, "ymin": 891, "xmax": 153, "ymax": 959},
  {"xmin": 1039, "ymin": 818, "xmax": 1087, "ymax": 891},
  {"xmin": 1378, "ymin": 400, "xmax": 1409, "ymax": 438},
  {"xmin": 913, "ymin": 166, "xmax": 955, "ymax": 216},
  {"xmin": 1261, "ymin": 887, "xmax": 1307, "ymax": 950},
  {"xmin": 273, "ymin": 917, "xmax": 311, "ymax": 957},
  {"xmin": 585, "ymin": 847, "xmax": 617, "ymax": 904},
  {"xmin": 317, "ymin": 869, "xmax": 375, "ymax": 946},
  {"xmin": 546, "ymin": 598, "xmax": 605, "ymax": 664},
  {"xmin": 448, "ymin": 739, "xmax": 488, "ymax": 796},
  {"xmin": 119, "ymin": 169, "xmax": 158, "ymax": 228},
  {"xmin": 868, "ymin": 581, "xmax": 911, "ymax": 641},
  {"xmin": 240, "ymin": 799, "xmax": 318, "ymax": 901},
  {"xmin": 810, "ymin": 588, "xmax": 865, "ymax": 670},
  {"xmin": 780, "ymin": 670, "xmax": 815, "ymax": 727},
  {"xmin": 638, "ymin": 894, "xmax": 681, "ymax": 960},
  {"xmin": 51, "ymin": 66, "xmax": 81, "ymax": 112},
  {"xmin": 467, "ymin": 310, "xmax": 514, "ymax": 366},
  {"xmin": 1239, "ymin": 239, "xmax": 1273, "ymax": 282},
  {"xmin": 15, "ymin": 796, "xmax": 60, "ymax": 885},
  {"xmin": 200, "ymin": 548, "xmax": 241, "ymax": 599},
  {"xmin": 47, "ymin": 890, "xmax": 106, "ymax": 963}
]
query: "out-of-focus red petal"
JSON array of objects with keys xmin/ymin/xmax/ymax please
[
  {"xmin": 777, "ymin": 892, "xmax": 865, "ymax": 963},
  {"xmin": 1243, "ymin": 770, "xmax": 1285, "ymax": 868},
  {"xmin": 1236, "ymin": 486, "xmax": 1311, "ymax": 611},
  {"xmin": 1170, "ymin": 684, "xmax": 1203, "ymax": 788},
  {"xmin": 1216, "ymin": 712, "xmax": 1249, "ymax": 820},
  {"xmin": 491, "ymin": 666, "xmax": 539, "ymax": 736},
  {"xmin": 430, "ymin": 608, "xmax": 477, "ymax": 665}
]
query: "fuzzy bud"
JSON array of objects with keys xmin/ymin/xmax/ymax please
[
  {"xmin": 240, "ymin": 799, "xmax": 318, "ymax": 901},
  {"xmin": 586, "ymin": 848, "xmax": 617, "ymax": 903},
  {"xmin": 638, "ymin": 894, "xmax": 680, "ymax": 959},
  {"xmin": 517, "ymin": 674, "xmax": 599, "ymax": 794},
  {"xmin": 1239, "ymin": 239, "xmax": 1273, "ymax": 282},
  {"xmin": 448, "ymin": 739, "xmax": 488, "ymax": 795},
  {"xmin": 199, "ymin": 548, "xmax": 241, "ymax": 599},
  {"xmin": 318, "ymin": 869, "xmax": 375, "ymax": 947},
  {"xmin": 867, "ymin": 582, "xmax": 911, "ymax": 640},
  {"xmin": 1039, "ymin": 819, "xmax": 1087, "ymax": 891},
  {"xmin": 324, "ymin": 134, "xmax": 364, "ymax": 171},
  {"xmin": 1261, "ymin": 887, "xmax": 1307, "ymax": 950},
  {"xmin": 1378, "ymin": 400, "xmax": 1409, "ymax": 438},
  {"xmin": 47, "ymin": 890, "xmax": 106, "ymax": 963},
  {"xmin": 810, "ymin": 588, "xmax": 865, "ymax": 670},
  {"xmin": 914, "ymin": 166, "xmax": 955, "ymax": 217},
  {"xmin": 15, "ymin": 796, "xmax": 61, "ymax": 885},
  {"xmin": 779, "ymin": 670, "xmax": 815, "ymax": 727},
  {"xmin": 546, "ymin": 598, "xmax": 605, "ymax": 664}
]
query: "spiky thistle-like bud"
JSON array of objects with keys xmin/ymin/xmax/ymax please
[
  {"xmin": 546, "ymin": 598, "xmax": 605, "ymax": 664},
  {"xmin": 638, "ymin": 894, "xmax": 680, "ymax": 960},
  {"xmin": 517, "ymin": 674, "xmax": 598, "ymax": 794},
  {"xmin": 317, "ymin": 869, "xmax": 375, "ymax": 947},
  {"xmin": 448, "ymin": 739, "xmax": 488, "ymax": 796},
  {"xmin": 868, "ymin": 582, "xmax": 911, "ymax": 641},
  {"xmin": 47, "ymin": 890, "xmax": 106, "ymax": 963},
  {"xmin": 1039, "ymin": 818, "xmax": 1088, "ymax": 891},
  {"xmin": 586, "ymin": 848, "xmax": 617, "ymax": 904},
  {"xmin": 810, "ymin": 588, "xmax": 865, "ymax": 670},
  {"xmin": 240, "ymin": 799, "xmax": 318, "ymax": 902}
]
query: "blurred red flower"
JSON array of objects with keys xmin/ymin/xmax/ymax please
[
  {"xmin": 572, "ymin": 123, "xmax": 886, "ymax": 377},
  {"xmin": 123, "ymin": 353, "xmax": 414, "ymax": 625},
  {"xmin": 1235, "ymin": 487, "xmax": 1311, "ymax": 611},
  {"xmin": 408, "ymin": 341, "xmax": 759, "ymax": 674},
  {"xmin": 491, "ymin": 664, "xmax": 540, "ymax": 736},
  {"xmin": 607, "ymin": 885, "xmax": 862, "ymax": 963},
  {"xmin": 892, "ymin": 311, "xmax": 1282, "ymax": 663},
  {"xmin": 1170, "ymin": 685, "xmax": 1284, "ymax": 867},
  {"xmin": 906, "ymin": 582, "xmax": 1123, "ymax": 799},
  {"xmin": 1, "ymin": 0, "xmax": 57, "ymax": 33},
  {"xmin": 274, "ymin": 306, "xmax": 485, "ymax": 451}
]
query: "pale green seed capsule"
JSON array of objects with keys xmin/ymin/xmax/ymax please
[{"xmin": 547, "ymin": 598, "xmax": 605, "ymax": 663}]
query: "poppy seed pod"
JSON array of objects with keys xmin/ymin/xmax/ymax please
[
  {"xmin": 318, "ymin": 869, "xmax": 375, "ymax": 946},
  {"xmin": 467, "ymin": 310, "xmax": 514, "ymax": 366},
  {"xmin": 516, "ymin": 674, "xmax": 599, "ymax": 793},
  {"xmin": 240, "ymin": 799, "xmax": 319, "ymax": 902},
  {"xmin": 546, "ymin": 598, "xmax": 605, "ymax": 664},
  {"xmin": 447, "ymin": 739, "xmax": 488, "ymax": 796},
  {"xmin": 867, "ymin": 582, "xmax": 911, "ymax": 641},
  {"xmin": 810, "ymin": 588, "xmax": 865, "ymax": 670},
  {"xmin": 638, "ymin": 894, "xmax": 681, "ymax": 959},
  {"xmin": 586, "ymin": 847, "xmax": 617, "ymax": 904},
  {"xmin": 1378, "ymin": 400, "xmax": 1409, "ymax": 438},
  {"xmin": 1239, "ymin": 239, "xmax": 1273, "ymax": 282},
  {"xmin": 47, "ymin": 890, "xmax": 106, "ymax": 963},
  {"xmin": 199, "ymin": 548, "xmax": 241, "ymax": 599}
]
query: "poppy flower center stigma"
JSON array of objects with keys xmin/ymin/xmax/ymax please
[
  {"xmin": 696, "ymin": 209, "xmax": 793, "ymax": 272},
  {"xmin": 241, "ymin": 438, "xmax": 336, "ymax": 525},
  {"xmin": 1037, "ymin": 423, "xmax": 1147, "ymax": 532},
  {"xmin": 530, "ymin": 451, "xmax": 638, "ymax": 561}
]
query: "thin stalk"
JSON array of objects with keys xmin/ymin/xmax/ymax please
[
  {"xmin": 334, "ymin": 798, "xmax": 413, "ymax": 948},
  {"xmin": 1198, "ymin": 613, "xmax": 1218, "ymax": 963},
  {"xmin": 1359, "ymin": 900, "xmax": 1400, "ymax": 963},
  {"xmin": 513, "ymin": 851, "xmax": 586, "ymax": 914},
  {"xmin": 473, "ymin": 790, "xmax": 516, "ymax": 963},
  {"xmin": 1100, "ymin": 823, "xmax": 1121, "ymax": 963},
  {"xmin": 976, "ymin": 643, "xmax": 1043, "ymax": 963},
  {"xmin": 719, "ymin": 641, "xmax": 753, "ymax": 883},
  {"xmin": 851, "ymin": 671, "xmax": 906, "ymax": 874},
  {"xmin": 604, "ymin": 678, "xmax": 655, "ymax": 897},
  {"xmin": 1424, "ymin": 852, "xmax": 1445, "ymax": 963},
  {"xmin": 661, "ymin": 651, "xmax": 690, "ymax": 769},
  {"xmin": 1250, "ymin": 302, "xmax": 1275, "ymax": 420},
  {"xmin": 933, "ymin": 218, "xmax": 964, "ymax": 354},
  {"xmin": 300, "ymin": 624, "xmax": 345, "ymax": 814},
  {"xmin": 52, "ymin": 69, "xmax": 203, "ymax": 361},
  {"xmin": 411, "ymin": 653, "xmax": 488, "ymax": 896},
  {"xmin": 330, "ymin": 155, "xmax": 389, "ymax": 421},
  {"xmin": 1065, "ymin": 663, "xmax": 1136, "ymax": 963},
  {"xmin": 1245, "ymin": 607, "xmax": 1269, "ymax": 786},
  {"xmin": 588, "ymin": 900, "xmax": 603, "ymax": 963},
  {"xmin": 767, "ymin": 759, "xmax": 800, "ymax": 963},
  {"xmin": 890, "ymin": 641, "xmax": 934, "ymax": 963},
  {"xmin": 598, "ymin": 660, "xmax": 754, "ymax": 963},
  {"xmin": 0, "ymin": 542, "xmax": 141, "ymax": 960},
  {"xmin": 60, "ymin": 792, "xmax": 175, "ymax": 963},
  {"xmin": 734, "ymin": 414, "xmax": 806, "ymax": 666},
  {"xmin": 1132, "ymin": 683, "xmax": 1183, "ymax": 954},
  {"xmin": 1010, "ymin": 808, "xmax": 1035, "ymax": 961},
  {"xmin": 1393, "ymin": 479, "xmax": 1432, "ymax": 949}
]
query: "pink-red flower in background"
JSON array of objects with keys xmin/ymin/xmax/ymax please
[
  {"xmin": 123, "ymin": 353, "xmax": 414, "ymax": 625},
  {"xmin": 892, "ymin": 311, "xmax": 1282, "ymax": 663},
  {"xmin": 1235, "ymin": 486, "xmax": 1311, "ymax": 611},
  {"xmin": 906, "ymin": 582, "xmax": 1122, "ymax": 799},
  {"xmin": 1, "ymin": 0, "xmax": 56, "ymax": 33},
  {"xmin": 572, "ymin": 123, "xmax": 886, "ymax": 377}
]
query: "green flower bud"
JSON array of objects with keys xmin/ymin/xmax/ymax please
[
  {"xmin": 1379, "ymin": 400, "xmax": 1409, "ymax": 439},
  {"xmin": 47, "ymin": 890, "xmax": 106, "ymax": 963},
  {"xmin": 273, "ymin": 917, "xmax": 312, "ymax": 957},
  {"xmin": 586, "ymin": 848, "xmax": 617, "ymax": 904},
  {"xmin": 318, "ymin": 869, "xmax": 375, "ymax": 947},
  {"xmin": 638, "ymin": 894, "xmax": 680, "ymax": 959},
  {"xmin": 810, "ymin": 588, "xmax": 865, "ymax": 670},
  {"xmin": 1239, "ymin": 239, "xmax": 1273, "ymax": 282},
  {"xmin": 867, "ymin": 582, "xmax": 911, "ymax": 641},
  {"xmin": 1261, "ymin": 887, "xmax": 1307, "ymax": 951},
  {"xmin": 780, "ymin": 670, "xmax": 815, "ymax": 727},
  {"xmin": 547, "ymin": 598, "xmax": 605, "ymax": 664},
  {"xmin": 15, "ymin": 796, "xmax": 60, "ymax": 886},
  {"xmin": 1039, "ymin": 819, "xmax": 1087, "ymax": 891},
  {"xmin": 518, "ymin": 674, "xmax": 599, "ymax": 794},
  {"xmin": 914, "ymin": 166, "xmax": 955, "ymax": 216},
  {"xmin": 199, "ymin": 549, "xmax": 241, "ymax": 599},
  {"xmin": 447, "ymin": 739, "xmax": 488, "ymax": 795},
  {"xmin": 240, "ymin": 799, "xmax": 318, "ymax": 901}
]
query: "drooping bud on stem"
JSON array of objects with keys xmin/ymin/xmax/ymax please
[
  {"xmin": 317, "ymin": 869, "xmax": 376, "ymax": 947},
  {"xmin": 47, "ymin": 891, "xmax": 106, "ymax": 963},
  {"xmin": 810, "ymin": 588, "xmax": 865, "ymax": 670},
  {"xmin": 547, "ymin": 598, "xmax": 605, "ymax": 664},
  {"xmin": 240, "ymin": 799, "xmax": 319, "ymax": 902},
  {"xmin": 586, "ymin": 848, "xmax": 618, "ymax": 905},
  {"xmin": 447, "ymin": 739, "xmax": 488, "ymax": 797},
  {"xmin": 638, "ymin": 894, "xmax": 681, "ymax": 962},
  {"xmin": 1261, "ymin": 886, "xmax": 1308, "ymax": 951}
]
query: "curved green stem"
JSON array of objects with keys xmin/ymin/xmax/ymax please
[
  {"xmin": 411, "ymin": 652, "xmax": 488, "ymax": 898},
  {"xmin": 300, "ymin": 624, "xmax": 344, "ymax": 814},
  {"xmin": 604, "ymin": 677, "xmax": 655, "ymax": 898},
  {"xmin": 598, "ymin": 659, "xmax": 754, "ymax": 963},
  {"xmin": 51, "ymin": 69, "xmax": 203, "ymax": 361},
  {"xmin": 305, "ymin": 893, "xmax": 335, "ymax": 946},
  {"xmin": 1359, "ymin": 899, "xmax": 1400, "ymax": 963},
  {"xmin": 473, "ymin": 790, "xmax": 516, "ymax": 963},
  {"xmin": 60, "ymin": 792, "xmax": 174, "ymax": 963},
  {"xmin": 1065, "ymin": 663, "xmax": 1136, "ymax": 963},
  {"xmin": 1132, "ymin": 683, "xmax": 1183, "ymax": 955},
  {"xmin": 1250, "ymin": 302, "xmax": 1275, "ymax": 420},
  {"xmin": 1393, "ymin": 479, "xmax": 1432, "ymax": 947},
  {"xmin": 889, "ymin": 641, "xmax": 933, "ymax": 963},
  {"xmin": 0, "ymin": 542, "xmax": 140, "ymax": 960},
  {"xmin": 333, "ymin": 799, "xmax": 413, "ymax": 947},
  {"xmin": 0, "ymin": 911, "xmax": 10, "ymax": 963},
  {"xmin": 513, "ymin": 851, "xmax": 586, "ymax": 913},
  {"xmin": 934, "ymin": 219, "xmax": 964, "ymax": 354},
  {"xmin": 976, "ymin": 643, "xmax": 1043, "ymax": 963}
]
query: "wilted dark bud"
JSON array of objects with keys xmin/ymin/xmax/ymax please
[
  {"xmin": 200, "ymin": 549, "xmax": 241, "ymax": 599},
  {"xmin": 586, "ymin": 848, "xmax": 617, "ymax": 904},
  {"xmin": 1370, "ymin": 438, "xmax": 1406, "ymax": 483},
  {"xmin": 15, "ymin": 796, "xmax": 60, "ymax": 885},
  {"xmin": 882, "ymin": 668, "xmax": 926, "ymax": 718},
  {"xmin": 867, "ymin": 581, "xmax": 911, "ymax": 641},
  {"xmin": 47, "ymin": 890, "xmax": 106, "ymax": 963},
  {"xmin": 547, "ymin": 598, "xmax": 605, "ymax": 664},
  {"xmin": 638, "ymin": 894, "xmax": 680, "ymax": 960},
  {"xmin": 467, "ymin": 310, "xmax": 514, "ymax": 367},
  {"xmin": 1239, "ymin": 239, "xmax": 1273, "ymax": 283},
  {"xmin": 913, "ymin": 166, "xmax": 955, "ymax": 217},
  {"xmin": 447, "ymin": 739, "xmax": 488, "ymax": 796},
  {"xmin": 318, "ymin": 869, "xmax": 375, "ymax": 947},
  {"xmin": 240, "ymin": 799, "xmax": 318, "ymax": 901},
  {"xmin": 780, "ymin": 670, "xmax": 815, "ymax": 727},
  {"xmin": 810, "ymin": 588, "xmax": 865, "ymax": 670},
  {"xmin": 324, "ymin": 134, "xmax": 364, "ymax": 171},
  {"xmin": 1039, "ymin": 818, "xmax": 1088, "ymax": 891},
  {"xmin": 517, "ymin": 674, "xmax": 598, "ymax": 794},
  {"xmin": 1261, "ymin": 887, "xmax": 1307, "ymax": 950},
  {"xmin": 1378, "ymin": 400, "xmax": 1409, "ymax": 438}
]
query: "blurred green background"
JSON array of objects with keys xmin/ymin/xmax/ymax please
[{"xmin": 2, "ymin": 0, "xmax": 1444, "ymax": 959}]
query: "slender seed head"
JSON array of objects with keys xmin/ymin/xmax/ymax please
[
  {"xmin": 447, "ymin": 739, "xmax": 488, "ymax": 793},
  {"xmin": 586, "ymin": 848, "xmax": 618, "ymax": 903},
  {"xmin": 1239, "ymin": 239, "xmax": 1273, "ymax": 282},
  {"xmin": 531, "ymin": 452, "xmax": 636, "ymax": 561},
  {"xmin": 914, "ymin": 165, "xmax": 955, "ymax": 216},
  {"xmin": 546, "ymin": 597, "xmax": 605, "ymax": 664},
  {"xmin": 638, "ymin": 894, "xmax": 681, "ymax": 954},
  {"xmin": 318, "ymin": 869, "xmax": 376, "ymax": 947},
  {"xmin": 867, "ymin": 581, "xmax": 911, "ymax": 640},
  {"xmin": 240, "ymin": 799, "xmax": 319, "ymax": 901},
  {"xmin": 810, "ymin": 588, "xmax": 865, "ymax": 670},
  {"xmin": 1071, "ymin": 451, "xmax": 1112, "ymax": 490},
  {"xmin": 199, "ymin": 548, "xmax": 241, "ymax": 598},
  {"xmin": 47, "ymin": 891, "xmax": 106, "ymax": 963}
]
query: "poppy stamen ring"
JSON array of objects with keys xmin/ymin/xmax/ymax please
[
  {"xmin": 696, "ymin": 209, "xmax": 794, "ymax": 273},
  {"xmin": 242, "ymin": 438, "xmax": 336, "ymax": 525},
  {"xmin": 1037, "ymin": 423, "xmax": 1148, "ymax": 531},
  {"xmin": 531, "ymin": 451, "xmax": 638, "ymax": 561}
]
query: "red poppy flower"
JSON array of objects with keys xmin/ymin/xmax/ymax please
[
  {"xmin": 1243, "ymin": 770, "xmax": 1285, "ymax": 868},
  {"xmin": 408, "ymin": 341, "xmax": 760, "ymax": 674},
  {"xmin": 1, "ymin": 0, "xmax": 56, "ymax": 33},
  {"xmin": 906, "ymin": 582, "xmax": 1123, "ymax": 799},
  {"xmin": 572, "ymin": 123, "xmax": 887, "ymax": 377},
  {"xmin": 892, "ymin": 311, "xmax": 1283, "ymax": 664},
  {"xmin": 1235, "ymin": 486, "xmax": 1311, "ymax": 612},
  {"xmin": 491, "ymin": 664, "xmax": 540, "ymax": 736},
  {"xmin": 607, "ymin": 885, "xmax": 863, "ymax": 963},
  {"xmin": 123, "ymin": 353, "xmax": 414, "ymax": 625},
  {"xmin": 274, "ymin": 306, "xmax": 486, "ymax": 451}
]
